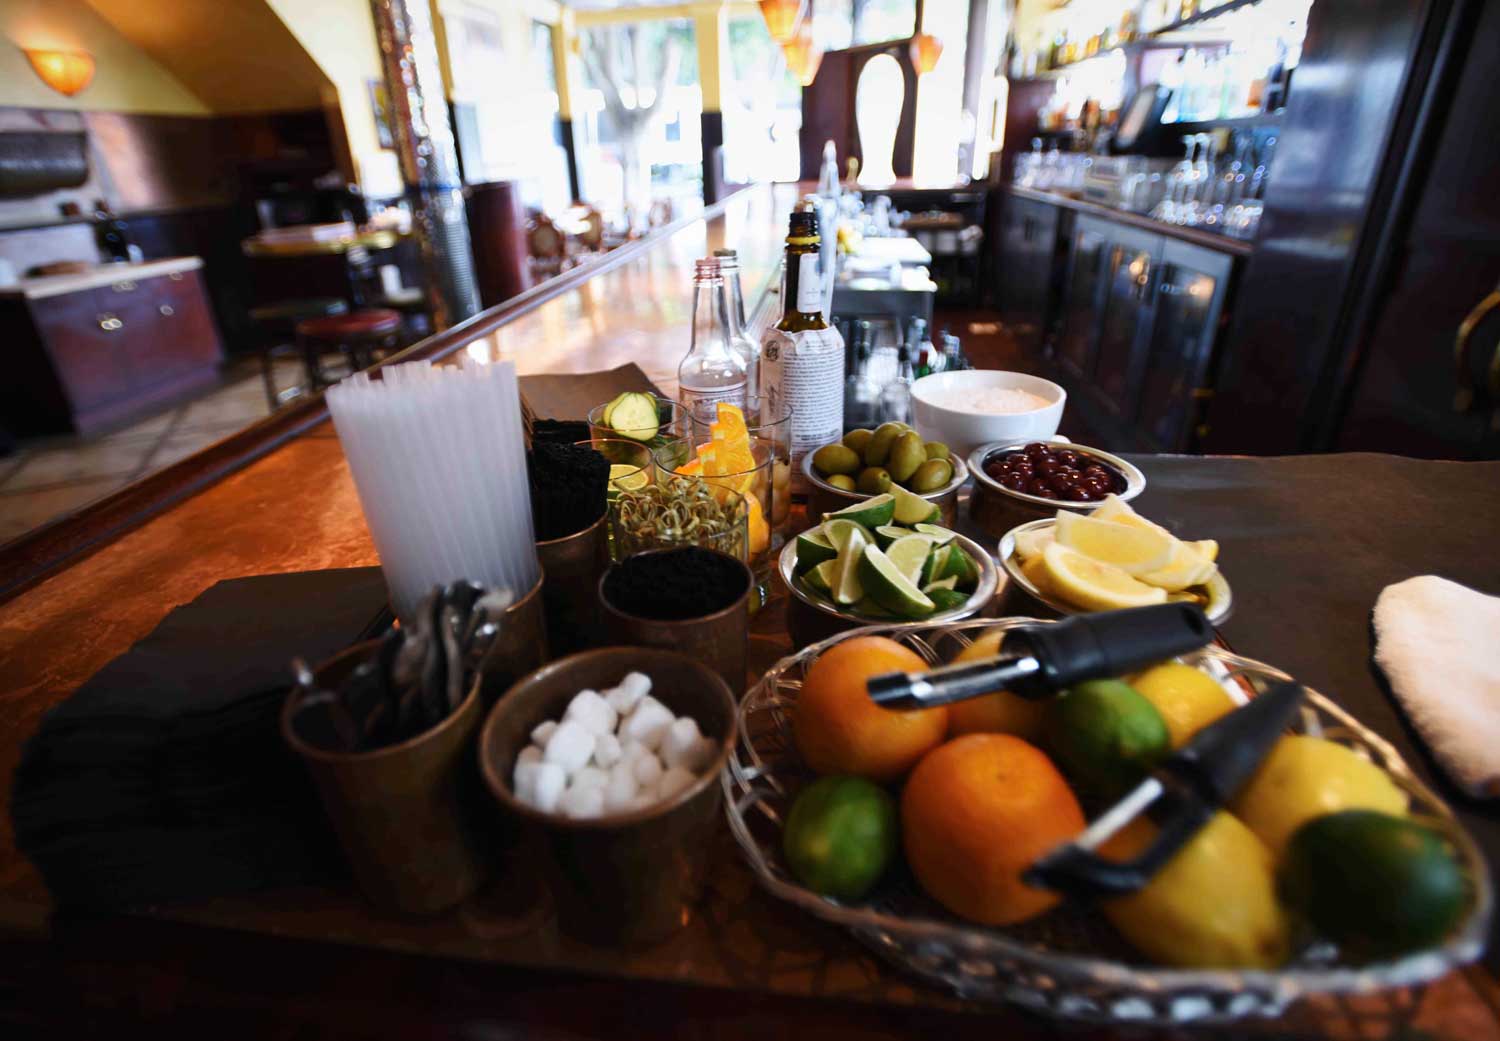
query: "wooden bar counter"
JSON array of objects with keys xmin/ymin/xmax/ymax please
[{"xmin": 1, "ymin": 185, "xmax": 1498, "ymax": 1039}]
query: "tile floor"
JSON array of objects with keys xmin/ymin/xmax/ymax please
[{"xmin": 0, "ymin": 357, "xmax": 331, "ymax": 545}]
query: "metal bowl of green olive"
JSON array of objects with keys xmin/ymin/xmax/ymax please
[{"xmin": 802, "ymin": 423, "xmax": 969, "ymax": 528}]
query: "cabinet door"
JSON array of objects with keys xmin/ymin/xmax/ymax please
[
  {"xmin": 1055, "ymin": 217, "xmax": 1110, "ymax": 378},
  {"xmin": 1136, "ymin": 242, "xmax": 1234, "ymax": 451},
  {"xmin": 1092, "ymin": 226, "xmax": 1161, "ymax": 417},
  {"xmin": 100, "ymin": 270, "xmax": 222, "ymax": 388},
  {"xmin": 996, "ymin": 197, "xmax": 1059, "ymax": 354},
  {"xmin": 30, "ymin": 291, "xmax": 134, "ymax": 410}
]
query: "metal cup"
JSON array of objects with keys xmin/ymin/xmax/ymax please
[{"xmin": 535, "ymin": 513, "xmax": 609, "ymax": 657}]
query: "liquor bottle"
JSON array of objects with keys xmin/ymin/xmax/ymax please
[
  {"xmin": 762, "ymin": 210, "xmax": 845, "ymax": 492},
  {"xmin": 712, "ymin": 248, "xmax": 759, "ymax": 397},
  {"xmin": 941, "ymin": 332, "xmax": 966, "ymax": 371},
  {"xmin": 678, "ymin": 257, "xmax": 748, "ymax": 417},
  {"xmin": 879, "ymin": 344, "xmax": 916, "ymax": 425}
]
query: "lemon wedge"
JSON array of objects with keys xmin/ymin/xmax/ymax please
[
  {"xmin": 1012, "ymin": 525, "xmax": 1055, "ymax": 561},
  {"xmin": 1041, "ymin": 542, "xmax": 1168, "ymax": 611},
  {"xmin": 1054, "ymin": 511, "xmax": 1176, "ymax": 576},
  {"xmin": 1137, "ymin": 541, "xmax": 1217, "ymax": 592},
  {"xmin": 1192, "ymin": 539, "xmax": 1219, "ymax": 562}
]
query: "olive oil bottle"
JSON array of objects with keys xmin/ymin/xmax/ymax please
[{"xmin": 761, "ymin": 210, "xmax": 845, "ymax": 492}]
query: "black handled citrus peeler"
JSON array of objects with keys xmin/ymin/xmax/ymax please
[{"xmin": 865, "ymin": 602, "xmax": 1215, "ymax": 709}]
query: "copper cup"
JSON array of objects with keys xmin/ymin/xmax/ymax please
[
  {"xmin": 597, "ymin": 547, "xmax": 752, "ymax": 696},
  {"xmin": 282, "ymin": 642, "xmax": 492, "ymax": 914},
  {"xmin": 474, "ymin": 573, "xmax": 549, "ymax": 702},
  {"xmin": 536, "ymin": 513, "xmax": 609, "ymax": 657},
  {"xmin": 478, "ymin": 646, "xmax": 737, "ymax": 945}
]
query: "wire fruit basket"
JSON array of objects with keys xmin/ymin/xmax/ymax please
[{"xmin": 722, "ymin": 618, "xmax": 1493, "ymax": 1026}]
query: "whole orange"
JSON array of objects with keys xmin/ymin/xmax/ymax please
[
  {"xmin": 944, "ymin": 629, "xmax": 1047, "ymax": 740},
  {"xmin": 793, "ymin": 636, "xmax": 948, "ymax": 782},
  {"xmin": 902, "ymin": 734, "xmax": 1085, "ymax": 925}
]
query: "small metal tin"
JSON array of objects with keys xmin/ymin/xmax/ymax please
[
  {"xmin": 801, "ymin": 450, "xmax": 969, "ymax": 528},
  {"xmin": 967, "ymin": 439, "xmax": 1146, "ymax": 540}
]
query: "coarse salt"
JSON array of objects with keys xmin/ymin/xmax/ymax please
[{"xmin": 925, "ymin": 384, "xmax": 1051, "ymax": 415}]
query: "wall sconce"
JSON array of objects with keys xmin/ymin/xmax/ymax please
[
  {"xmin": 759, "ymin": 0, "xmax": 804, "ymax": 45},
  {"xmin": 910, "ymin": 33, "xmax": 943, "ymax": 75},
  {"xmin": 782, "ymin": 25, "xmax": 823, "ymax": 87},
  {"xmin": 24, "ymin": 49, "xmax": 96, "ymax": 97}
]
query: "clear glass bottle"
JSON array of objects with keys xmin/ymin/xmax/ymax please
[
  {"xmin": 880, "ymin": 343, "xmax": 916, "ymax": 425},
  {"xmin": 678, "ymin": 257, "xmax": 748, "ymax": 417},
  {"xmin": 941, "ymin": 332, "xmax": 966, "ymax": 371},
  {"xmin": 712, "ymin": 248, "xmax": 758, "ymax": 397},
  {"xmin": 762, "ymin": 210, "xmax": 845, "ymax": 491}
]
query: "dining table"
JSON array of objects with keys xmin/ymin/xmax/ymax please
[{"xmin": 1, "ymin": 183, "xmax": 1497, "ymax": 1039}]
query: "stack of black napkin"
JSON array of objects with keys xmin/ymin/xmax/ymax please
[{"xmin": 11, "ymin": 568, "xmax": 391, "ymax": 909}]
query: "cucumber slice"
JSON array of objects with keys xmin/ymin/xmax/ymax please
[{"xmin": 608, "ymin": 391, "xmax": 660, "ymax": 441}]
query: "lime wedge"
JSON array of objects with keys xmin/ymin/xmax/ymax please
[
  {"xmin": 831, "ymin": 529, "xmax": 868, "ymax": 606},
  {"xmin": 824, "ymin": 493, "xmax": 895, "ymax": 530},
  {"xmin": 802, "ymin": 558, "xmax": 836, "ymax": 595},
  {"xmin": 609, "ymin": 464, "xmax": 649, "ymax": 492},
  {"xmin": 939, "ymin": 546, "xmax": 980, "ymax": 592},
  {"xmin": 858, "ymin": 544, "xmax": 936, "ymax": 619},
  {"xmin": 794, "ymin": 529, "xmax": 837, "ymax": 574},
  {"xmin": 921, "ymin": 576, "xmax": 958, "ymax": 593},
  {"xmin": 821, "ymin": 517, "xmax": 874, "ymax": 555},
  {"xmin": 853, "ymin": 597, "xmax": 896, "ymax": 619},
  {"xmin": 920, "ymin": 544, "xmax": 951, "ymax": 588},
  {"xmin": 912, "ymin": 523, "xmax": 957, "ymax": 546},
  {"xmin": 891, "ymin": 484, "xmax": 941, "ymax": 526},
  {"xmin": 928, "ymin": 588, "xmax": 971, "ymax": 612},
  {"xmin": 886, "ymin": 534, "xmax": 934, "ymax": 587},
  {"xmin": 873, "ymin": 524, "xmax": 911, "ymax": 550}
]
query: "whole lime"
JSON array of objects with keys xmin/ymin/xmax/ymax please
[
  {"xmin": 1280, "ymin": 809, "xmax": 1468, "ymax": 961},
  {"xmin": 783, "ymin": 775, "xmax": 899, "ymax": 900},
  {"xmin": 1045, "ymin": 679, "xmax": 1170, "ymax": 798}
]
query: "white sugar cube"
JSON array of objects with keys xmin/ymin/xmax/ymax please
[
  {"xmin": 602, "ymin": 765, "xmax": 639, "ymax": 813},
  {"xmin": 592, "ymin": 732, "xmax": 623, "ymax": 769},
  {"xmin": 532, "ymin": 762, "xmax": 566, "ymax": 813},
  {"xmin": 606, "ymin": 671, "xmax": 652, "ymax": 715},
  {"xmin": 530, "ymin": 720, "xmax": 559, "ymax": 749},
  {"xmin": 631, "ymin": 751, "xmax": 663, "ymax": 788},
  {"xmin": 628, "ymin": 790, "xmax": 657, "ymax": 812},
  {"xmin": 513, "ymin": 761, "xmax": 541, "ymax": 805},
  {"xmin": 543, "ymin": 719, "xmax": 594, "ymax": 775},
  {"xmin": 619, "ymin": 697, "xmax": 674, "ymax": 750},
  {"xmin": 557, "ymin": 783, "xmax": 605, "ymax": 819},
  {"xmin": 516, "ymin": 745, "xmax": 543, "ymax": 768},
  {"xmin": 620, "ymin": 740, "xmax": 650, "ymax": 764},
  {"xmin": 659, "ymin": 717, "xmax": 712, "ymax": 771},
  {"xmin": 656, "ymin": 766, "xmax": 696, "ymax": 802},
  {"xmin": 565, "ymin": 689, "xmax": 616, "ymax": 737},
  {"xmin": 572, "ymin": 765, "xmax": 607, "ymax": 791}
]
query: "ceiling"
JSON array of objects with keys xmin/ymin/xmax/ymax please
[{"xmin": 82, "ymin": 0, "xmax": 330, "ymax": 114}]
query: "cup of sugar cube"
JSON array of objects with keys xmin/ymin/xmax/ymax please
[{"xmin": 478, "ymin": 646, "xmax": 736, "ymax": 945}]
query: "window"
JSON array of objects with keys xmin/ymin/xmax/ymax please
[
  {"xmin": 911, "ymin": 0, "xmax": 972, "ymax": 186},
  {"xmin": 723, "ymin": 14, "xmax": 802, "ymax": 184}
]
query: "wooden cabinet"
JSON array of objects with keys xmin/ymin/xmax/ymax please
[
  {"xmin": 994, "ymin": 194, "xmax": 1060, "ymax": 355},
  {"xmin": 1, "ymin": 263, "xmax": 223, "ymax": 435}
]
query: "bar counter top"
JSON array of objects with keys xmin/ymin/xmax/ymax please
[
  {"xmin": 1003, "ymin": 183, "xmax": 1257, "ymax": 257},
  {"xmin": 2, "ymin": 184, "xmax": 1499, "ymax": 1039}
]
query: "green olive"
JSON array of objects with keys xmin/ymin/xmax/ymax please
[
  {"xmin": 923, "ymin": 441, "xmax": 951, "ymax": 462},
  {"xmin": 864, "ymin": 422, "xmax": 906, "ymax": 466},
  {"xmin": 827, "ymin": 473, "xmax": 857, "ymax": 492},
  {"xmin": 909, "ymin": 458, "xmax": 955, "ymax": 493},
  {"xmin": 886, "ymin": 431, "xmax": 926, "ymax": 484},
  {"xmin": 812, "ymin": 443, "xmax": 861, "ymax": 477},
  {"xmin": 856, "ymin": 466, "xmax": 893, "ymax": 495},
  {"xmin": 842, "ymin": 428, "xmax": 874, "ymax": 456}
]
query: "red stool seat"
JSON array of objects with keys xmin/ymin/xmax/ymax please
[{"xmin": 296, "ymin": 308, "xmax": 402, "ymax": 341}]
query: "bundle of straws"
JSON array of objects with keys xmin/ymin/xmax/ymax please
[{"xmin": 327, "ymin": 359, "xmax": 540, "ymax": 623}]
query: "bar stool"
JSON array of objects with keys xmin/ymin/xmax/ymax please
[
  {"xmin": 295, "ymin": 309, "xmax": 403, "ymax": 385},
  {"xmin": 249, "ymin": 297, "xmax": 349, "ymax": 409}
]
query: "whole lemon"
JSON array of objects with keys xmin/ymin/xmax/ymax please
[
  {"xmin": 902, "ymin": 734, "xmax": 1085, "ymax": 925},
  {"xmin": 1230, "ymin": 735, "xmax": 1409, "ymax": 857},
  {"xmin": 793, "ymin": 636, "xmax": 948, "ymax": 782},
  {"xmin": 945, "ymin": 629, "xmax": 1046, "ymax": 740},
  {"xmin": 1129, "ymin": 662, "xmax": 1236, "ymax": 748},
  {"xmin": 1102, "ymin": 812, "xmax": 1290, "ymax": 969}
]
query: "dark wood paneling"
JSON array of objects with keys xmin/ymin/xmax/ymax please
[
  {"xmin": 29, "ymin": 292, "xmax": 133, "ymax": 412},
  {"xmin": 1200, "ymin": 0, "xmax": 1433, "ymax": 454}
]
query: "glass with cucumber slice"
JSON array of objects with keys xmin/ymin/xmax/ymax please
[{"xmin": 589, "ymin": 392, "xmax": 687, "ymax": 458}]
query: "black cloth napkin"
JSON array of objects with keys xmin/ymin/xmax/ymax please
[{"xmin": 12, "ymin": 568, "xmax": 391, "ymax": 909}]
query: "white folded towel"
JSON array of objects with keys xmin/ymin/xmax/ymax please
[{"xmin": 1373, "ymin": 575, "xmax": 1500, "ymax": 798}]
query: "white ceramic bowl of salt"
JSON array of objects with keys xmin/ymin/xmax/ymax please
[{"xmin": 910, "ymin": 370, "xmax": 1065, "ymax": 459}]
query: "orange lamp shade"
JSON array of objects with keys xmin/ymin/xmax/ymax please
[
  {"xmin": 910, "ymin": 32, "xmax": 944, "ymax": 75},
  {"xmin": 782, "ymin": 26, "xmax": 823, "ymax": 88},
  {"xmin": 25, "ymin": 49, "xmax": 95, "ymax": 97},
  {"xmin": 759, "ymin": 0, "xmax": 803, "ymax": 45}
]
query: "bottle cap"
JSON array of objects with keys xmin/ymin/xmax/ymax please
[
  {"xmin": 788, "ymin": 210, "xmax": 818, "ymax": 238},
  {"xmin": 693, "ymin": 257, "xmax": 723, "ymax": 283}
]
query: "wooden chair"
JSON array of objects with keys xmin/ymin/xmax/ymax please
[{"xmin": 526, "ymin": 215, "xmax": 568, "ymax": 281}]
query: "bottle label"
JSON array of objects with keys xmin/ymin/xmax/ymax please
[
  {"xmin": 795, "ymin": 253, "xmax": 823, "ymax": 315},
  {"xmin": 761, "ymin": 325, "xmax": 845, "ymax": 493},
  {"xmin": 679, "ymin": 381, "xmax": 747, "ymax": 420}
]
